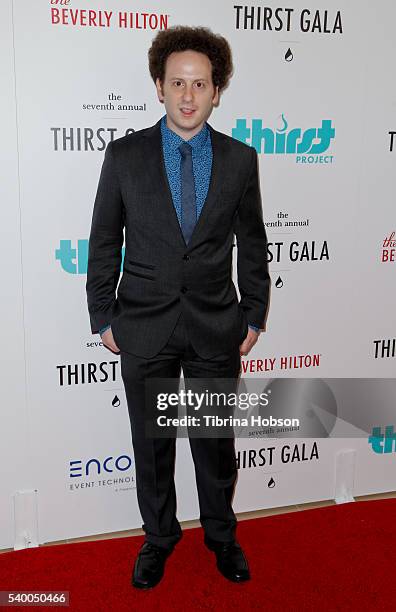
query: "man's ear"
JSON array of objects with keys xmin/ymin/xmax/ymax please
[
  {"xmin": 212, "ymin": 85, "xmax": 220, "ymax": 108},
  {"xmin": 155, "ymin": 78, "xmax": 164, "ymax": 103}
]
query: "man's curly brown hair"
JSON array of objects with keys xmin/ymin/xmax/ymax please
[{"xmin": 148, "ymin": 26, "xmax": 233, "ymax": 93}]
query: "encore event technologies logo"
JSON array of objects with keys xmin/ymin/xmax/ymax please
[
  {"xmin": 232, "ymin": 114, "xmax": 335, "ymax": 164},
  {"xmin": 69, "ymin": 452, "xmax": 135, "ymax": 491}
]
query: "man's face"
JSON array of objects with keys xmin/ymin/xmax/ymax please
[{"xmin": 155, "ymin": 50, "xmax": 219, "ymax": 140}]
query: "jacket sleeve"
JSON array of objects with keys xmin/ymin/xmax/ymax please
[
  {"xmin": 86, "ymin": 141, "xmax": 124, "ymax": 334},
  {"xmin": 234, "ymin": 147, "xmax": 271, "ymax": 330}
]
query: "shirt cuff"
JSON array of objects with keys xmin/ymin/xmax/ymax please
[
  {"xmin": 248, "ymin": 324, "xmax": 260, "ymax": 333},
  {"xmin": 99, "ymin": 324, "xmax": 111, "ymax": 336}
]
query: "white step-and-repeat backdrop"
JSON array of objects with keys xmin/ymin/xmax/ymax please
[{"xmin": 1, "ymin": 0, "xmax": 395, "ymax": 549}]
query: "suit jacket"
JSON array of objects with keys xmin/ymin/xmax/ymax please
[{"xmin": 86, "ymin": 117, "xmax": 270, "ymax": 359}]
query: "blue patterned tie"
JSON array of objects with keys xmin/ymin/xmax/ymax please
[{"xmin": 179, "ymin": 142, "xmax": 196, "ymax": 245}]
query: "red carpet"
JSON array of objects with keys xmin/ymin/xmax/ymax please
[{"xmin": 1, "ymin": 499, "xmax": 396, "ymax": 611}]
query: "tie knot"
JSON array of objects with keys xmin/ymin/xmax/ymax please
[{"xmin": 179, "ymin": 142, "xmax": 192, "ymax": 157}]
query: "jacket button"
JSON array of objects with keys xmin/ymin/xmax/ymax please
[
  {"xmin": 183, "ymin": 254, "xmax": 190, "ymax": 261},
  {"xmin": 181, "ymin": 286, "xmax": 188, "ymax": 294}
]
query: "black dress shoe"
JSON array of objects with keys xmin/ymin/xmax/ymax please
[
  {"xmin": 132, "ymin": 542, "xmax": 172, "ymax": 589},
  {"xmin": 204, "ymin": 536, "xmax": 250, "ymax": 582}
]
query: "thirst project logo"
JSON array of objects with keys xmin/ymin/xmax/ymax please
[
  {"xmin": 55, "ymin": 239, "xmax": 125, "ymax": 274},
  {"xmin": 232, "ymin": 114, "xmax": 335, "ymax": 164},
  {"xmin": 368, "ymin": 426, "xmax": 396, "ymax": 454}
]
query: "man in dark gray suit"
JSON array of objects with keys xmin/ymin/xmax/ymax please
[{"xmin": 86, "ymin": 25, "xmax": 270, "ymax": 589}]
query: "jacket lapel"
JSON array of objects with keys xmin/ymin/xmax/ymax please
[
  {"xmin": 188, "ymin": 122, "xmax": 227, "ymax": 248},
  {"xmin": 143, "ymin": 118, "xmax": 228, "ymax": 249},
  {"xmin": 143, "ymin": 119, "xmax": 186, "ymax": 248}
]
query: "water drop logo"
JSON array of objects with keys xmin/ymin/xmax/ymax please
[
  {"xmin": 112, "ymin": 395, "xmax": 121, "ymax": 407},
  {"xmin": 285, "ymin": 48, "xmax": 293, "ymax": 62}
]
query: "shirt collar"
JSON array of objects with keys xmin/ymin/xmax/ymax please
[{"xmin": 160, "ymin": 114, "xmax": 209, "ymax": 153}]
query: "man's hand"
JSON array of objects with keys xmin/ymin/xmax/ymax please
[
  {"xmin": 101, "ymin": 327, "xmax": 120, "ymax": 354},
  {"xmin": 239, "ymin": 328, "xmax": 259, "ymax": 356}
]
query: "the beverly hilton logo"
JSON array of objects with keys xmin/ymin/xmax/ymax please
[
  {"xmin": 381, "ymin": 232, "xmax": 395, "ymax": 263},
  {"xmin": 50, "ymin": 3, "xmax": 169, "ymax": 30}
]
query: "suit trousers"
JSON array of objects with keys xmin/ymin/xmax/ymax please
[{"xmin": 119, "ymin": 311, "xmax": 242, "ymax": 551}]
